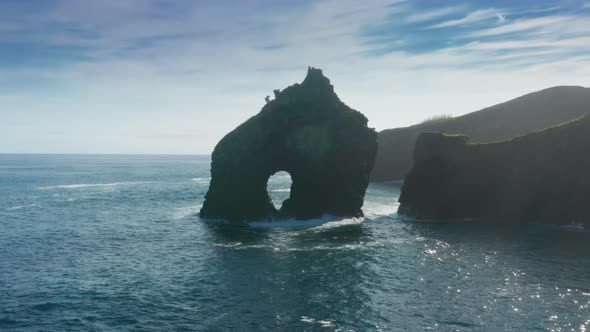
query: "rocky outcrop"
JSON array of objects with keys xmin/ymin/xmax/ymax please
[
  {"xmin": 372, "ymin": 86, "xmax": 590, "ymax": 181},
  {"xmin": 200, "ymin": 68, "xmax": 378, "ymax": 221},
  {"xmin": 398, "ymin": 115, "xmax": 590, "ymax": 224}
]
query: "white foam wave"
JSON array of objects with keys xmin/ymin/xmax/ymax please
[
  {"xmin": 38, "ymin": 182, "xmax": 150, "ymax": 190},
  {"xmin": 213, "ymin": 242, "xmax": 243, "ymax": 248},
  {"xmin": 560, "ymin": 223, "xmax": 585, "ymax": 232},
  {"xmin": 312, "ymin": 217, "xmax": 364, "ymax": 230},
  {"xmin": 248, "ymin": 215, "xmax": 363, "ymax": 230},
  {"xmin": 363, "ymin": 203, "xmax": 400, "ymax": 219},
  {"xmin": 173, "ymin": 205, "xmax": 201, "ymax": 220},
  {"xmin": 191, "ymin": 177, "xmax": 210, "ymax": 183},
  {"xmin": 60, "ymin": 196, "xmax": 92, "ymax": 203},
  {"xmin": 5, "ymin": 204, "xmax": 38, "ymax": 211},
  {"xmin": 212, "ymin": 241, "xmax": 383, "ymax": 252},
  {"xmin": 301, "ymin": 316, "xmax": 333, "ymax": 328},
  {"xmin": 271, "ymin": 188, "xmax": 290, "ymax": 192}
]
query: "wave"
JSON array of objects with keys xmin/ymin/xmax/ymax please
[
  {"xmin": 312, "ymin": 217, "xmax": 364, "ymax": 229},
  {"xmin": 248, "ymin": 214, "xmax": 363, "ymax": 230},
  {"xmin": 363, "ymin": 203, "xmax": 399, "ymax": 219},
  {"xmin": 37, "ymin": 182, "xmax": 150, "ymax": 190},
  {"xmin": 5, "ymin": 204, "xmax": 39, "ymax": 211},
  {"xmin": 560, "ymin": 223, "xmax": 585, "ymax": 232},
  {"xmin": 212, "ymin": 242, "xmax": 244, "ymax": 248},
  {"xmin": 271, "ymin": 188, "xmax": 290, "ymax": 192},
  {"xmin": 301, "ymin": 316, "xmax": 333, "ymax": 328},
  {"xmin": 191, "ymin": 177, "xmax": 210, "ymax": 183},
  {"xmin": 212, "ymin": 240, "xmax": 384, "ymax": 252},
  {"xmin": 205, "ymin": 201, "xmax": 396, "ymax": 229},
  {"xmin": 59, "ymin": 196, "xmax": 93, "ymax": 203},
  {"xmin": 173, "ymin": 205, "xmax": 201, "ymax": 220}
]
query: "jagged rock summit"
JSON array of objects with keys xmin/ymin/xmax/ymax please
[{"xmin": 200, "ymin": 67, "xmax": 378, "ymax": 221}]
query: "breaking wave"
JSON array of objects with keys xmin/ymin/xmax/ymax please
[
  {"xmin": 173, "ymin": 205, "xmax": 201, "ymax": 220},
  {"xmin": 191, "ymin": 177, "xmax": 211, "ymax": 183},
  {"xmin": 5, "ymin": 204, "xmax": 39, "ymax": 211},
  {"xmin": 363, "ymin": 202, "xmax": 400, "ymax": 219},
  {"xmin": 37, "ymin": 182, "xmax": 150, "ymax": 190},
  {"xmin": 248, "ymin": 214, "xmax": 363, "ymax": 230},
  {"xmin": 211, "ymin": 239, "xmax": 384, "ymax": 252},
  {"xmin": 271, "ymin": 188, "xmax": 290, "ymax": 192}
]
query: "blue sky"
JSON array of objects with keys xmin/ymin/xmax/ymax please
[{"xmin": 1, "ymin": 0, "xmax": 589, "ymax": 154}]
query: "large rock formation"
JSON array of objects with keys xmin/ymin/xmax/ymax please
[
  {"xmin": 398, "ymin": 114, "xmax": 590, "ymax": 225},
  {"xmin": 200, "ymin": 68, "xmax": 378, "ymax": 221},
  {"xmin": 372, "ymin": 86, "xmax": 590, "ymax": 181}
]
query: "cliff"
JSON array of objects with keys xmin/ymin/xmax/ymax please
[
  {"xmin": 372, "ymin": 86, "xmax": 590, "ymax": 181},
  {"xmin": 398, "ymin": 115, "xmax": 590, "ymax": 224},
  {"xmin": 200, "ymin": 68, "xmax": 378, "ymax": 221}
]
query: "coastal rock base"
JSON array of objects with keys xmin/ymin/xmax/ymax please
[{"xmin": 399, "ymin": 115, "xmax": 590, "ymax": 224}]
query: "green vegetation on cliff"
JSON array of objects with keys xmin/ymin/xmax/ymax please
[
  {"xmin": 372, "ymin": 86, "xmax": 590, "ymax": 181},
  {"xmin": 398, "ymin": 114, "xmax": 590, "ymax": 224}
]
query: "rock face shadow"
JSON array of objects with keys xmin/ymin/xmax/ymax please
[
  {"xmin": 200, "ymin": 68, "xmax": 378, "ymax": 221},
  {"xmin": 399, "ymin": 115, "xmax": 590, "ymax": 225}
]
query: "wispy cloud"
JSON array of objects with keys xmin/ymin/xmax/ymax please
[
  {"xmin": 513, "ymin": 6, "xmax": 562, "ymax": 15},
  {"xmin": 464, "ymin": 37, "xmax": 590, "ymax": 51},
  {"xmin": 405, "ymin": 6, "xmax": 462, "ymax": 23},
  {"xmin": 427, "ymin": 9, "xmax": 503, "ymax": 29},
  {"xmin": 467, "ymin": 16, "xmax": 571, "ymax": 37}
]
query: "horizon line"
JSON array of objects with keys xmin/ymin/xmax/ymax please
[{"xmin": 0, "ymin": 152, "xmax": 212, "ymax": 156}]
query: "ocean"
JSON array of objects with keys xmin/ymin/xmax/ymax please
[{"xmin": 1, "ymin": 154, "xmax": 590, "ymax": 331}]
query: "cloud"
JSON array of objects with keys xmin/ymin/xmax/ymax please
[
  {"xmin": 464, "ymin": 37, "xmax": 590, "ymax": 51},
  {"xmin": 0, "ymin": 0, "xmax": 589, "ymax": 154},
  {"xmin": 467, "ymin": 16, "xmax": 571, "ymax": 38},
  {"xmin": 427, "ymin": 9, "xmax": 502, "ymax": 29},
  {"xmin": 404, "ymin": 6, "xmax": 462, "ymax": 23}
]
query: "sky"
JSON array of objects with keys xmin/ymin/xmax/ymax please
[{"xmin": 1, "ymin": 0, "xmax": 589, "ymax": 154}]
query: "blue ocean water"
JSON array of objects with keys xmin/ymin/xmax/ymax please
[{"xmin": 1, "ymin": 154, "xmax": 590, "ymax": 331}]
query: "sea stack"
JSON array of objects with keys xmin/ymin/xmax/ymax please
[
  {"xmin": 200, "ymin": 67, "xmax": 378, "ymax": 221},
  {"xmin": 398, "ymin": 115, "xmax": 590, "ymax": 225}
]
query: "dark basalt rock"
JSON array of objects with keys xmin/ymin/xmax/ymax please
[
  {"xmin": 398, "ymin": 115, "xmax": 590, "ymax": 225},
  {"xmin": 200, "ymin": 68, "xmax": 378, "ymax": 221}
]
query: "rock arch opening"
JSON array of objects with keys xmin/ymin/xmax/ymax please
[{"xmin": 266, "ymin": 171, "xmax": 293, "ymax": 211}]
